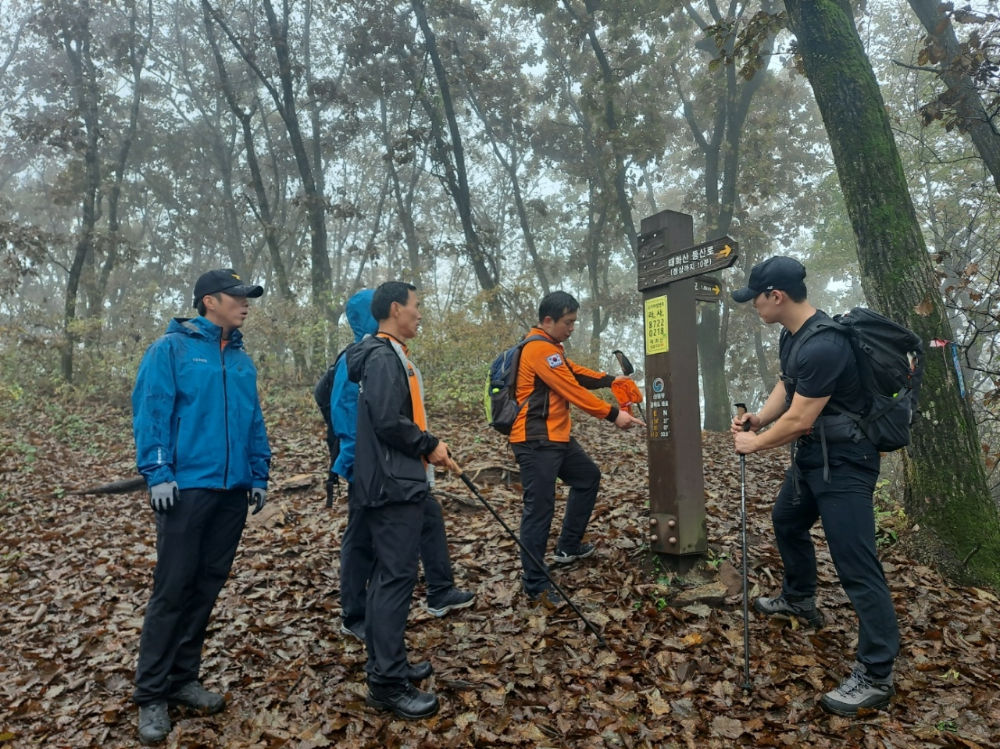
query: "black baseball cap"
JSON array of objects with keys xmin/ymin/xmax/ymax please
[
  {"xmin": 731, "ymin": 256, "xmax": 806, "ymax": 303},
  {"xmin": 192, "ymin": 269, "xmax": 264, "ymax": 308}
]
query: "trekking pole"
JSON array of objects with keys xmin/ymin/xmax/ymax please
[
  {"xmin": 447, "ymin": 460, "xmax": 608, "ymax": 649},
  {"xmin": 611, "ymin": 349, "xmax": 646, "ymax": 421},
  {"xmin": 325, "ymin": 474, "xmax": 336, "ymax": 509},
  {"xmin": 735, "ymin": 403, "xmax": 753, "ymax": 693}
]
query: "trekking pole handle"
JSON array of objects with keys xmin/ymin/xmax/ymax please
[{"xmin": 735, "ymin": 403, "xmax": 752, "ymax": 432}]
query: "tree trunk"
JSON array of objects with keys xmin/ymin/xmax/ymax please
[
  {"xmin": 60, "ymin": 0, "xmax": 101, "ymax": 383},
  {"xmin": 674, "ymin": 8, "xmax": 777, "ymax": 431},
  {"xmin": 906, "ymin": 0, "xmax": 1000, "ymax": 195},
  {"xmin": 410, "ymin": 0, "xmax": 502, "ymax": 318},
  {"xmin": 563, "ymin": 0, "xmax": 638, "ymax": 262},
  {"xmin": 461, "ymin": 78, "xmax": 551, "ymax": 295},
  {"xmin": 204, "ymin": 0, "xmax": 332, "ymax": 315},
  {"xmin": 785, "ymin": 0, "xmax": 1000, "ymax": 588},
  {"xmin": 96, "ymin": 0, "xmax": 148, "ymax": 308},
  {"xmin": 379, "ymin": 95, "xmax": 423, "ymax": 288},
  {"xmin": 202, "ymin": 0, "xmax": 292, "ymax": 300}
]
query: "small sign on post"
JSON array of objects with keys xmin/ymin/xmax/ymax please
[{"xmin": 638, "ymin": 211, "xmax": 739, "ymax": 564}]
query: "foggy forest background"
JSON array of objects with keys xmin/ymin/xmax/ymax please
[{"xmin": 0, "ymin": 0, "xmax": 998, "ymax": 496}]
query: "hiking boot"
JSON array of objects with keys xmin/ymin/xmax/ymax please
[
  {"xmin": 407, "ymin": 661, "xmax": 433, "ymax": 682},
  {"xmin": 754, "ymin": 594, "xmax": 824, "ymax": 628},
  {"xmin": 167, "ymin": 681, "xmax": 226, "ymax": 715},
  {"xmin": 366, "ymin": 680, "xmax": 440, "ymax": 720},
  {"xmin": 137, "ymin": 702, "xmax": 170, "ymax": 745},
  {"xmin": 426, "ymin": 588, "xmax": 476, "ymax": 617},
  {"xmin": 553, "ymin": 542, "xmax": 596, "ymax": 565},
  {"xmin": 526, "ymin": 586, "xmax": 564, "ymax": 608},
  {"xmin": 341, "ymin": 619, "xmax": 365, "ymax": 643},
  {"xmin": 820, "ymin": 663, "xmax": 895, "ymax": 716}
]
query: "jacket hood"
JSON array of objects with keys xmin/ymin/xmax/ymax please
[
  {"xmin": 167, "ymin": 316, "xmax": 244, "ymax": 347},
  {"xmin": 346, "ymin": 334, "xmax": 385, "ymax": 383},
  {"xmin": 346, "ymin": 289, "xmax": 378, "ymax": 342}
]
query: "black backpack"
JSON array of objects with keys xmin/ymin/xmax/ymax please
[
  {"xmin": 484, "ymin": 334, "xmax": 548, "ymax": 434},
  {"xmin": 314, "ymin": 349, "xmax": 347, "ymax": 467},
  {"xmin": 782, "ymin": 308, "xmax": 924, "ymax": 452}
]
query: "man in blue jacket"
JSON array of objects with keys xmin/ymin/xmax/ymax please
[
  {"xmin": 332, "ymin": 289, "xmax": 474, "ymax": 643},
  {"xmin": 131, "ymin": 269, "xmax": 271, "ymax": 745}
]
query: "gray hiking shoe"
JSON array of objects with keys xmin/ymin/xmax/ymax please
[
  {"xmin": 753, "ymin": 594, "xmax": 824, "ymax": 628},
  {"xmin": 553, "ymin": 542, "xmax": 596, "ymax": 565},
  {"xmin": 137, "ymin": 702, "xmax": 170, "ymax": 745},
  {"xmin": 426, "ymin": 588, "xmax": 476, "ymax": 618},
  {"xmin": 820, "ymin": 663, "xmax": 895, "ymax": 716},
  {"xmin": 168, "ymin": 681, "xmax": 226, "ymax": 714},
  {"xmin": 341, "ymin": 620, "xmax": 366, "ymax": 643}
]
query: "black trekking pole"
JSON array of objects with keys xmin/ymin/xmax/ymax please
[
  {"xmin": 611, "ymin": 350, "xmax": 646, "ymax": 421},
  {"xmin": 448, "ymin": 461, "xmax": 608, "ymax": 649},
  {"xmin": 325, "ymin": 474, "xmax": 336, "ymax": 509},
  {"xmin": 735, "ymin": 403, "xmax": 753, "ymax": 693}
]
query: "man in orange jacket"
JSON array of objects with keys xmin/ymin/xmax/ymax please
[{"xmin": 511, "ymin": 291, "xmax": 645, "ymax": 604}]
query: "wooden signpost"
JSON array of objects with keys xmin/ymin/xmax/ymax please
[{"xmin": 637, "ymin": 210, "xmax": 739, "ymax": 564}]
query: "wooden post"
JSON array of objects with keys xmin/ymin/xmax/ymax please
[{"xmin": 639, "ymin": 210, "xmax": 707, "ymax": 565}]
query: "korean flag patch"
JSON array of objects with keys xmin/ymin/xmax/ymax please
[{"xmin": 546, "ymin": 353, "xmax": 564, "ymax": 368}]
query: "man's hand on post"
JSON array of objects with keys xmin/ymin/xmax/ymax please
[
  {"xmin": 250, "ymin": 487, "xmax": 267, "ymax": 515},
  {"xmin": 150, "ymin": 481, "xmax": 178, "ymax": 514},
  {"xmin": 614, "ymin": 409, "xmax": 646, "ymax": 431}
]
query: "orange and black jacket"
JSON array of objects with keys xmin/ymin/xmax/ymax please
[{"xmin": 509, "ymin": 327, "xmax": 619, "ymax": 444}]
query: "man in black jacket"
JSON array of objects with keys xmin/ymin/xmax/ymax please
[{"xmin": 346, "ymin": 281, "xmax": 452, "ymax": 720}]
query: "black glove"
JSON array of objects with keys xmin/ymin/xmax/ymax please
[
  {"xmin": 249, "ymin": 487, "xmax": 267, "ymax": 515},
  {"xmin": 150, "ymin": 481, "xmax": 178, "ymax": 514}
]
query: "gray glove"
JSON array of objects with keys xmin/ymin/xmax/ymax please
[
  {"xmin": 150, "ymin": 481, "xmax": 178, "ymax": 514},
  {"xmin": 250, "ymin": 487, "xmax": 267, "ymax": 515}
]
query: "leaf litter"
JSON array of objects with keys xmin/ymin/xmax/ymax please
[{"xmin": 0, "ymin": 397, "xmax": 998, "ymax": 748}]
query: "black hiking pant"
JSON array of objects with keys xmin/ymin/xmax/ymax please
[
  {"xmin": 341, "ymin": 488, "xmax": 454, "ymax": 628},
  {"xmin": 512, "ymin": 438, "xmax": 601, "ymax": 595},
  {"xmin": 364, "ymin": 499, "xmax": 426, "ymax": 685},
  {"xmin": 133, "ymin": 488, "xmax": 248, "ymax": 705},
  {"xmin": 772, "ymin": 439, "xmax": 899, "ymax": 680}
]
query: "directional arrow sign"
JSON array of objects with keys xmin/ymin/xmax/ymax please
[
  {"xmin": 694, "ymin": 275, "xmax": 723, "ymax": 302},
  {"xmin": 638, "ymin": 235, "xmax": 739, "ymax": 290}
]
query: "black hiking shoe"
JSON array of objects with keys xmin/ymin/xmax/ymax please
[
  {"xmin": 754, "ymin": 594, "xmax": 824, "ymax": 628},
  {"xmin": 526, "ymin": 586, "xmax": 565, "ymax": 608},
  {"xmin": 137, "ymin": 702, "xmax": 170, "ymax": 745},
  {"xmin": 426, "ymin": 588, "xmax": 476, "ymax": 617},
  {"xmin": 340, "ymin": 619, "xmax": 366, "ymax": 643},
  {"xmin": 168, "ymin": 681, "xmax": 226, "ymax": 715},
  {"xmin": 407, "ymin": 661, "xmax": 433, "ymax": 682},
  {"xmin": 366, "ymin": 680, "xmax": 440, "ymax": 720},
  {"xmin": 552, "ymin": 542, "xmax": 596, "ymax": 565},
  {"xmin": 820, "ymin": 663, "xmax": 895, "ymax": 716}
]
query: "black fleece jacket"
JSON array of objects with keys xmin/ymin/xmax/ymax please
[{"xmin": 346, "ymin": 334, "xmax": 439, "ymax": 508}]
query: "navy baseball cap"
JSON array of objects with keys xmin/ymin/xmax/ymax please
[
  {"xmin": 192, "ymin": 269, "xmax": 264, "ymax": 308},
  {"xmin": 731, "ymin": 256, "xmax": 806, "ymax": 303}
]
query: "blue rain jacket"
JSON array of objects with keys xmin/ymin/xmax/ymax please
[
  {"xmin": 331, "ymin": 289, "xmax": 378, "ymax": 482},
  {"xmin": 132, "ymin": 316, "xmax": 271, "ymax": 491}
]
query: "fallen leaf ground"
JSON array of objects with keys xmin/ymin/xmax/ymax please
[{"xmin": 1, "ymin": 394, "xmax": 998, "ymax": 749}]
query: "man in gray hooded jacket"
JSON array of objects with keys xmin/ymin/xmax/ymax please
[
  {"xmin": 331, "ymin": 289, "xmax": 473, "ymax": 643},
  {"xmin": 346, "ymin": 282, "xmax": 451, "ymax": 719}
]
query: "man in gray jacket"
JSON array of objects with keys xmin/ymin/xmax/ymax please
[{"xmin": 346, "ymin": 281, "xmax": 451, "ymax": 720}]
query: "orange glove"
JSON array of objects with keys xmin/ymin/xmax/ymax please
[{"xmin": 611, "ymin": 378, "xmax": 643, "ymax": 410}]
